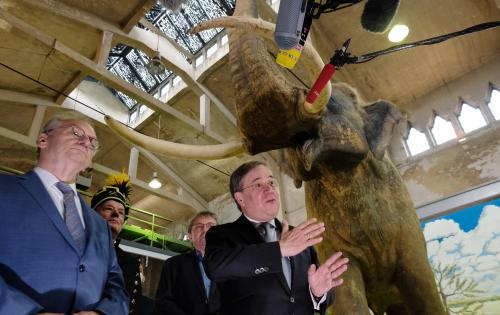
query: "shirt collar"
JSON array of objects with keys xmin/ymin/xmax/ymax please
[
  {"xmin": 34, "ymin": 166, "xmax": 78, "ymax": 194},
  {"xmin": 244, "ymin": 214, "xmax": 276, "ymax": 227}
]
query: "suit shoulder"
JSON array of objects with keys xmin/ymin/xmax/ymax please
[{"xmin": 166, "ymin": 252, "xmax": 195, "ymax": 265}]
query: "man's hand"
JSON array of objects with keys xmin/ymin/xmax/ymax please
[
  {"xmin": 308, "ymin": 251, "xmax": 349, "ymax": 297},
  {"xmin": 279, "ymin": 218, "xmax": 325, "ymax": 257}
]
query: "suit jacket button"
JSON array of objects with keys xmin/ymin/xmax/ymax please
[
  {"xmin": 290, "ymin": 297, "xmax": 295, "ymax": 303},
  {"xmin": 79, "ymin": 264, "xmax": 85, "ymax": 272},
  {"xmin": 254, "ymin": 269, "xmax": 260, "ymax": 274}
]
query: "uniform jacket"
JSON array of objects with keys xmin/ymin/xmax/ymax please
[
  {"xmin": 115, "ymin": 242, "xmax": 142, "ymax": 314},
  {"xmin": 0, "ymin": 171, "xmax": 128, "ymax": 314}
]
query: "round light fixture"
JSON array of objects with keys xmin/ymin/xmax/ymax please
[
  {"xmin": 388, "ymin": 24, "xmax": 409, "ymax": 43},
  {"xmin": 148, "ymin": 172, "xmax": 162, "ymax": 189}
]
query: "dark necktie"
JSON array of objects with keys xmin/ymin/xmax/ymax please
[
  {"xmin": 258, "ymin": 222, "xmax": 292, "ymax": 288},
  {"xmin": 55, "ymin": 182, "xmax": 86, "ymax": 254}
]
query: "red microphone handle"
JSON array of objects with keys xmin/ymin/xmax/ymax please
[{"xmin": 306, "ymin": 64, "xmax": 336, "ymax": 104}]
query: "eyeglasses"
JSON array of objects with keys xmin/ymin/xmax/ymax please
[
  {"xmin": 192, "ymin": 222, "xmax": 216, "ymax": 231},
  {"xmin": 46, "ymin": 125, "xmax": 100, "ymax": 150},
  {"xmin": 240, "ymin": 178, "xmax": 279, "ymax": 192}
]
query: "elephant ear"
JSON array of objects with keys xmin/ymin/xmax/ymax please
[{"xmin": 363, "ymin": 100, "xmax": 404, "ymax": 159}]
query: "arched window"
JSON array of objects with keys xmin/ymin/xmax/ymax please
[
  {"xmin": 458, "ymin": 103, "xmax": 487, "ymax": 133},
  {"xmin": 430, "ymin": 115, "xmax": 456, "ymax": 145},
  {"xmin": 406, "ymin": 127, "xmax": 430, "ymax": 156},
  {"xmin": 488, "ymin": 89, "xmax": 500, "ymax": 120}
]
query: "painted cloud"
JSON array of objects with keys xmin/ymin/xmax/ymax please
[{"xmin": 423, "ymin": 204, "xmax": 500, "ymax": 295}]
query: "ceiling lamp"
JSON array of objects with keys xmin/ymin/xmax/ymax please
[
  {"xmin": 158, "ymin": 0, "xmax": 186, "ymax": 11},
  {"xmin": 148, "ymin": 172, "xmax": 162, "ymax": 189},
  {"xmin": 388, "ymin": 24, "xmax": 409, "ymax": 43},
  {"xmin": 146, "ymin": 51, "xmax": 166, "ymax": 76}
]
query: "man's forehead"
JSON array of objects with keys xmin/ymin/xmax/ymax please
[
  {"xmin": 243, "ymin": 165, "xmax": 273, "ymax": 183},
  {"xmin": 194, "ymin": 215, "xmax": 216, "ymax": 224},
  {"xmin": 101, "ymin": 200, "xmax": 125, "ymax": 210}
]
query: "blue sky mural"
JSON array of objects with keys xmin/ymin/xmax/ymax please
[{"xmin": 421, "ymin": 198, "xmax": 500, "ymax": 314}]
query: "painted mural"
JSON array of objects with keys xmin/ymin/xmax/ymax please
[{"xmin": 421, "ymin": 199, "xmax": 500, "ymax": 315}]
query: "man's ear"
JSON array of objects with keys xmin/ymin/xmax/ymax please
[
  {"xmin": 234, "ymin": 191, "xmax": 245, "ymax": 208},
  {"xmin": 37, "ymin": 133, "xmax": 48, "ymax": 149}
]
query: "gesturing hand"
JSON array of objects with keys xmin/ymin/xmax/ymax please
[
  {"xmin": 308, "ymin": 251, "xmax": 349, "ymax": 297},
  {"xmin": 279, "ymin": 218, "xmax": 325, "ymax": 257}
]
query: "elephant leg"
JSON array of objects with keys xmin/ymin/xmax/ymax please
[
  {"xmin": 329, "ymin": 257, "xmax": 371, "ymax": 315},
  {"xmin": 386, "ymin": 303, "xmax": 412, "ymax": 315},
  {"xmin": 395, "ymin": 232, "xmax": 446, "ymax": 315}
]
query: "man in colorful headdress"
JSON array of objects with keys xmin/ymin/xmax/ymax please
[{"xmin": 91, "ymin": 173, "xmax": 143, "ymax": 315}]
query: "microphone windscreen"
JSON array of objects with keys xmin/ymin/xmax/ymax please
[
  {"xmin": 361, "ymin": 0, "xmax": 400, "ymax": 33},
  {"xmin": 274, "ymin": 0, "xmax": 309, "ymax": 50}
]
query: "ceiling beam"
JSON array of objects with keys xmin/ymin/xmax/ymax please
[
  {"xmin": 0, "ymin": 9, "xmax": 230, "ymax": 144},
  {"xmin": 91, "ymin": 163, "xmax": 195, "ymax": 208},
  {"xmin": 16, "ymin": 0, "xmax": 237, "ymax": 119},
  {"xmin": 137, "ymin": 147, "xmax": 208, "ymax": 209},
  {"xmin": 0, "ymin": 88, "xmax": 207, "ymax": 210},
  {"xmin": 121, "ymin": 0, "xmax": 156, "ymax": 33},
  {"xmin": 55, "ymin": 30, "xmax": 114, "ymax": 105}
]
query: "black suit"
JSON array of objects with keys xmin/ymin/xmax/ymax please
[
  {"xmin": 154, "ymin": 251, "xmax": 220, "ymax": 315},
  {"xmin": 204, "ymin": 215, "xmax": 332, "ymax": 315}
]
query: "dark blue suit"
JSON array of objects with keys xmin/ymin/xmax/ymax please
[{"xmin": 0, "ymin": 171, "xmax": 128, "ymax": 314}]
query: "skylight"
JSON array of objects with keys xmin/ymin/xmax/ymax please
[
  {"xmin": 431, "ymin": 115, "xmax": 456, "ymax": 145},
  {"xmin": 106, "ymin": 0, "xmax": 235, "ymax": 110}
]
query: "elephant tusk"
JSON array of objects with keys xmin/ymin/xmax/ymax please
[
  {"xmin": 192, "ymin": 16, "xmax": 331, "ymax": 117},
  {"xmin": 104, "ymin": 115, "xmax": 247, "ymax": 160}
]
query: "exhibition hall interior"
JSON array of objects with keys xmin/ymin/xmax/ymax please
[{"xmin": 0, "ymin": 0, "xmax": 499, "ymax": 313}]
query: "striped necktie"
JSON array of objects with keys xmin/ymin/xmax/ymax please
[{"xmin": 55, "ymin": 182, "xmax": 86, "ymax": 254}]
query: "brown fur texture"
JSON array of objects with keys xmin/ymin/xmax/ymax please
[
  {"xmin": 280, "ymin": 84, "xmax": 445, "ymax": 314},
  {"xmin": 224, "ymin": 1, "xmax": 447, "ymax": 314}
]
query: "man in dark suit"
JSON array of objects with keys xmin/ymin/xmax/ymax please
[
  {"xmin": 91, "ymin": 173, "xmax": 144, "ymax": 314},
  {"xmin": 0, "ymin": 113, "xmax": 128, "ymax": 314},
  {"xmin": 154, "ymin": 211, "xmax": 220, "ymax": 315},
  {"xmin": 204, "ymin": 161, "xmax": 349, "ymax": 315}
]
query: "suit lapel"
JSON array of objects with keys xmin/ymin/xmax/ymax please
[
  {"xmin": 234, "ymin": 215, "xmax": 265, "ymax": 244},
  {"xmin": 19, "ymin": 171, "xmax": 84, "ymax": 255},
  {"xmin": 79, "ymin": 195, "xmax": 93, "ymax": 254}
]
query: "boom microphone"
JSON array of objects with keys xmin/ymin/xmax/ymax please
[
  {"xmin": 274, "ymin": 0, "xmax": 310, "ymax": 50},
  {"xmin": 361, "ymin": 0, "xmax": 400, "ymax": 33}
]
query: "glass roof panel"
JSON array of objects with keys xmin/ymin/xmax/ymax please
[{"xmin": 106, "ymin": 0, "xmax": 235, "ymax": 110}]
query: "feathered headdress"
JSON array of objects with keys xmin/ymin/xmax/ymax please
[{"xmin": 91, "ymin": 172, "xmax": 132, "ymax": 217}]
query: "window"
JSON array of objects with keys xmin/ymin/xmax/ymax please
[
  {"xmin": 406, "ymin": 127, "xmax": 430, "ymax": 156},
  {"xmin": 458, "ymin": 103, "xmax": 487, "ymax": 133},
  {"xmin": 195, "ymin": 55, "xmax": 204, "ymax": 67},
  {"xmin": 173, "ymin": 76, "xmax": 182, "ymax": 86},
  {"xmin": 129, "ymin": 110, "xmax": 138, "ymax": 123},
  {"xmin": 221, "ymin": 34, "xmax": 228, "ymax": 46},
  {"xmin": 488, "ymin": 89, "xmax": 500, "ymax": 120},
  {"xmin": 431, "ymin": 116, "xmax": 456, "ymax": 145},
  {"xmin": 206, "ymin": 44, "xmax": 218, "ymax": 58}
]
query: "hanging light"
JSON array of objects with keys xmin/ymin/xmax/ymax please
[
  {"xmin": 146, "ymin": 50, "xmax": 166, "ymax": 76},
  {"xmin": 388, "ymin": 24, "xmax": 409, "ymax": 43},
  {"xmin": 148, "ymin": 171, "xmax": 162, "ymax": 189}
]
